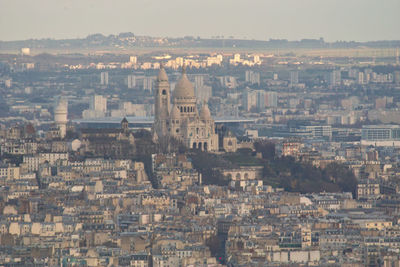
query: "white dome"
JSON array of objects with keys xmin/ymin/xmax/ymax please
[
  {"xmin": 173, "ymin": 66, "xmax": 195, "ymax": 99},
  {"xmin": 200, "ymin": 103, "xmax": 211, "ymax": 120},
  {"xmin": 170, "ymin": 105, "xmax": 181, "ymax": 119}
]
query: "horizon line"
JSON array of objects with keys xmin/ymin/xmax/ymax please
[{"xmin": 1, "ymin": 32, "xmax": 400, "ymax": 44}]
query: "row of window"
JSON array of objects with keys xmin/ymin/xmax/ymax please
[{"xmin": 179, "ymin": 106, "xmax": 194, "ymax": 113}]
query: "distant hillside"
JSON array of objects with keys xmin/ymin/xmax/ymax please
[{"xmin": 1, "ymin": 32, "xmax": 400, "ymax": 51}]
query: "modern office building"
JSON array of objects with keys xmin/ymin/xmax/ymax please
[
  {"xmin": 361, "ymin": 125, "xmax": 400, "ymax": 146},
  {"xmin": 299, "ymin": 125, "xmax": 332, "ymax": 139}
]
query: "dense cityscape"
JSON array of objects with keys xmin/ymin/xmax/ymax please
[{"xmin": 1, "ymin": 34, "xmax": 400, "ymax": 266}]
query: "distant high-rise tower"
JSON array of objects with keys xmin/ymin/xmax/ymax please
[
  {"xmin": 396, "ymin": 48, "xmax": 399, "ymax": 66},
  {"xmin": 245, "ymin": 71, "xmax": 260, "ymax": 85},
  {"xmin": 357, "ymin": 72, "xmax": 365, "ymax": 85},
  {"xmin": 195, "ymin": 85, "xmax": 212, "ymax": 103},
  {"xmin": 193, "ymin": 75, "xmax": 205, "ymax": 89},
  {"xmin": 394, "ymin": 71, "xmax": 400, "ymax": 85},
  {"xmin": 290, "ymin": 71, "xmax": 299, "ymax": 87},
  {"xmin": 328, "ymin": 70, "xmax": 341, "ymax": 87},
  {"xmin": 143, "ymin": 77, "xmax": 154, "ymax": 91},
  {"xmin": 82, "ymin": 95, "xmax": 107, "ymax": 118},
  {"xmin": 101, "ymin": 72, "xmax": 109, "ymax": 85},
  {"xmin": 90, "ymin": 95, "xmax": 107, "ymax": 113},
  {"xmin": 266, "ymin": 91, "xmax": 278, "ymax": 108},
  {"xmin": 127, "ymin": 75, "xmax": 136, "ymax": 89},
  {"xmin": 54, "ymin": 98, "xmax": 68, "ymax": 138}
]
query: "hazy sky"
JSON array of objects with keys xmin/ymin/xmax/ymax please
[{"xmin": 1, "ymin": 0, "xmax": 399, "ymax": 42}]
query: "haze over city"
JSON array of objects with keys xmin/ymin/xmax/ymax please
[
  {"xmin": 1, "ymin": 0, "xmax": 400, "ymax": 42},
  {"xmin": 2, "ymin": 0, "xmax": 400, "ymax": 266}
]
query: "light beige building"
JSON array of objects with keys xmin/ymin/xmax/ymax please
[
  {"xmin": 0, "ymin": 165, "xmax": 20, "ymax": 180},
  {"xmin": 153, "ymin": 65, "xmax": 219, "ymax": 151}
]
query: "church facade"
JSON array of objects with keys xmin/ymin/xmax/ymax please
[{"xmin": 153, "ymin": 66, "xmax": 219, "ymax": 151}]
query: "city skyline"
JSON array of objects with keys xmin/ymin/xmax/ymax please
[
  {"xmin": 1, "ymin": 0, "xmax": 400, "ymax": 42},
  {"xmin": 2, "ymin": 1, "xmax": 400, "ymax": 265}
]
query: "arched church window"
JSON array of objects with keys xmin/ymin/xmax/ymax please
[
  {"xmin": 180, "ymin": 107, "xmax": 183, "ymax": 112},
  {"xmin": 162, "ymin": 90, "xmax": 167, "ymax": 95}
]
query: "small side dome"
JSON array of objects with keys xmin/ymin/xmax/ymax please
[
  {"xmin": 200, "ymin": 103, "xmax": 211, "ymax": 120},
  {"xmin": 55, "ymin": 98, "xmax": 68, "ymax": 112},
  {"xmin": 55, "ymin": 100, "xmax": 67, "ymax": 113},
  {"xmin": 173, "ymin": 65, "xmax": 195, "ymax": 99},
  {"xmin": 157, "ymin": 64, "xmax": 169, "ymax": 82},
  {"xmin": 170, "ymin": 105, "xmax": 181, "ymax": 119}
]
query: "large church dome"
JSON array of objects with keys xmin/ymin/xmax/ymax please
[{"xmin": 173, "ymin": 66, "xmax": 195, "ymax": 99}]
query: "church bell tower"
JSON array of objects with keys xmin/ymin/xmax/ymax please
[{"xmin": 154, "ymin": 64, "xmax": 170, "ymax": 138}]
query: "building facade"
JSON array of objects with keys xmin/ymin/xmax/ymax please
[{"xmin": 361, "ymin": 125, "xmax": 400, "ymax": 146}]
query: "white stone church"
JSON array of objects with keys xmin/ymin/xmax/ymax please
[{"xmin": 153, "ymin": 65, "xmax": 219, "ymax": 151}]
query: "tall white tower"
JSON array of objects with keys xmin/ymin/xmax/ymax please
[
  {"xmin": 54, "ymin": 98, "xmax": 68, "ymax": 138},
  {"xmin": 154, "ymin": 64, "xmax": 171, "ymax": 138},
  {"xmin": 101, "ymin": 72, "xmax": 109, "ymax": 85}
]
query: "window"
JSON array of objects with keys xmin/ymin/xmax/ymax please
[{"xmin": 162, "ymin": 89, "xmax": 167, "ymax": 95}]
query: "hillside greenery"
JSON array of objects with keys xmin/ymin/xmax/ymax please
[{"xmin": 190, "ymin": 141, "xmax": 357, "ymax": 195}]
